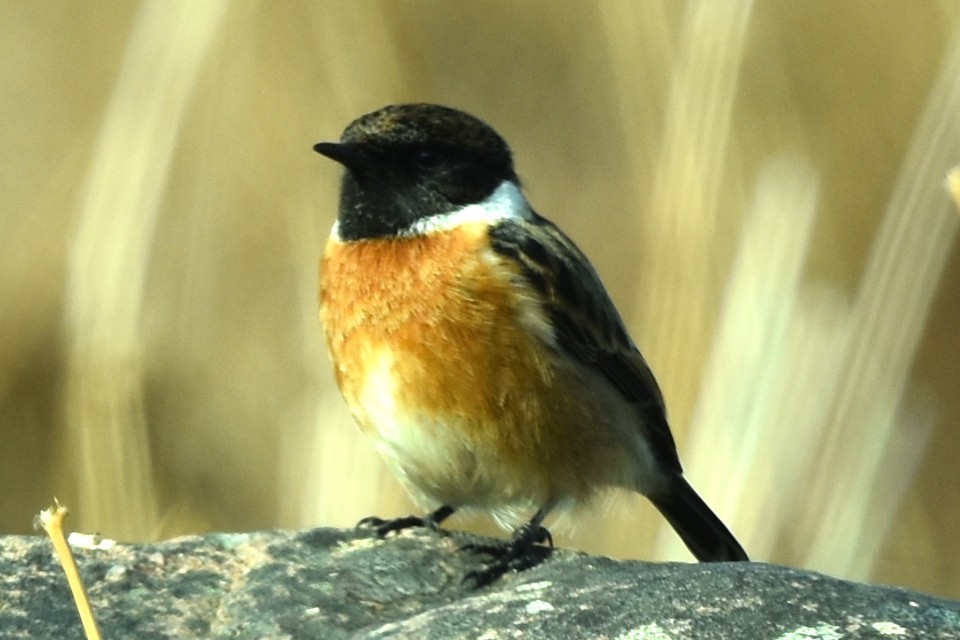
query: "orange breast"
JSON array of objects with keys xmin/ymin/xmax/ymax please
[
  {"xmin": 319, "ymin": 224, "xmax": 632, "ymax": 510},
  {"xmin": 321, "ymin": 223, "xmax": 550, "ymax": 428}
]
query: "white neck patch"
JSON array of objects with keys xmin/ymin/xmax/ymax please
[
  {"xmin": 328, "ymin": 180, "xmax": 530, "ymax": 242},
  {"xmin": 408, "ymin": 180, "xmax": 530, "ymax": 235}
]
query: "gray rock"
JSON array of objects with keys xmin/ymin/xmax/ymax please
[{"xmin": 2, "ymin": 527, "xmax": 958, "ymax": 639}]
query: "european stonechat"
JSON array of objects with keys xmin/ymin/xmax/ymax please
[{"xmin": 315, "ymin": 104, "xmax": 748, "ymax": 585}]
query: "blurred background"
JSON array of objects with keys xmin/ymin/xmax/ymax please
[{"xmin": 2, "ymin": 1, "xmax": 959, "ymax": 599}]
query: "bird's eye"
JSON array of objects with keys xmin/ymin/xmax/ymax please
[{"xmin": 415, "ymin": 148, "xmax": 444, "ymax": 168}]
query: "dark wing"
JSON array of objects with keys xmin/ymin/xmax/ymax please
[{"xmin": 488, "ymin": 214, "xmax": 682, "ymax": 473}]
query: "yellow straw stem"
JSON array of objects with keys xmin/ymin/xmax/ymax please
[{"xmin": 36, "ymin": 501, "xmax": 102, "ymax": 640}]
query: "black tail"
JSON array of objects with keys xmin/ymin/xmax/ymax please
[{"xmin": 649, "ymin": 475, "xmax": 749, "ymax": 562}]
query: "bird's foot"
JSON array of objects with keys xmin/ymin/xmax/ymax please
[
  {"xmin": 462, "ymin": 522, "xmax": 554, "ymax": 588},
  {"xmin": 356, "ymin": 505, "xmax": 455, "ymax": 538}
]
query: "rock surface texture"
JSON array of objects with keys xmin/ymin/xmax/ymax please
[{"xmin": 2, "ymin": 527, "xmax": 958, "ymax": 639}]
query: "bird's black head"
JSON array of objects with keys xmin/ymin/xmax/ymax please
[{"xmin": 314, "ymin": 104, "xmax": 519, "ymax": 241}]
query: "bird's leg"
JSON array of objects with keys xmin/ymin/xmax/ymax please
[
  {"xmin": 356, "ymin": 504, "xmax": 456, "ymax": 538},
  {"xmin": 462, "ymin": 508, "xmax": 554, "ymax": 588}
]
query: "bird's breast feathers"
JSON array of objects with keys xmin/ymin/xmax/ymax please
[
  {"xmin": 320, "ymin": 221, "xmax": 640, "ymax": 512},
  {"xmin": 320, "ymin": 220, "xmax": 554, "ymax": 441}
]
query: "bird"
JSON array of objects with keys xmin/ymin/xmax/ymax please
[{"xmin": 314, "ymin": 103, "xmax": 748, "ymax": 585}]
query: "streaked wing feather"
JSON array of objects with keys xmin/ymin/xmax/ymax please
[{"xmin": 488, "ymin": 215, "xmax": 682, "ymax": 472}]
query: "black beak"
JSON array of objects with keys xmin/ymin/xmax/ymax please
[{"xmin": 313, "ymin": 142, "xmax": 370, "ymax": 171}]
